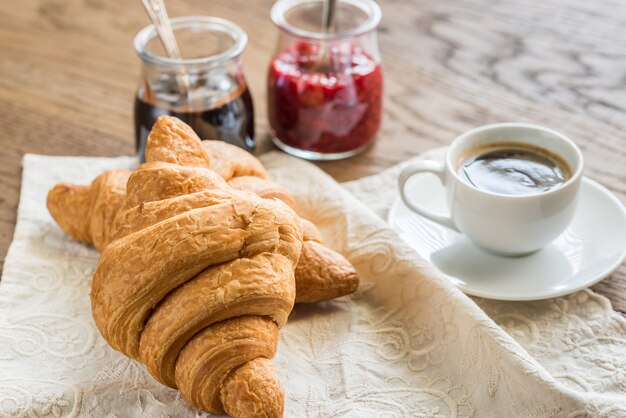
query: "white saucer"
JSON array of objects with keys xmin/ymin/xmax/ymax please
[{"xmin": 388, "ymin": 175, "xmax": 626, "ymax": 301}]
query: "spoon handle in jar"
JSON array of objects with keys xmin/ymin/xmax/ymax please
[
  {"xmin": 140, "ymin": 0, "xmax": 190, "ymax": 99},
  {"xmin": 322, "ymin": 0, "xmax": 337, "ymax": 32}
]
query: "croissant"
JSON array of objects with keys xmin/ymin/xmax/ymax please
[
  {"xmin": 46, "ymin": 116, "xmax": 359, "ymax": 417},
  {"xmin": 49, "ymin": 119, "xmax": 358, "ymax": 304}
]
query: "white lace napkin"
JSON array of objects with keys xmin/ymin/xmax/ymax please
[{"xmin": 1, "ymin": 151, "xmax": 624, "ymax": 417}]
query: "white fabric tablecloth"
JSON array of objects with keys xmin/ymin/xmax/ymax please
[{"xmin": 0, "ymin": 150, "xmax": 624, "ymax": 417}]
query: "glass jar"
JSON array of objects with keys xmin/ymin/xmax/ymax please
[
  {"xmin": 134, "ymin": 16, "xmax": 254, "ymax": 160},
  {"xmin": 268, "ymin": 0, "xmax": 383, "ymax": 160}
]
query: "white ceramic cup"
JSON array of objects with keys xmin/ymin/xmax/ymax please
[{"xmin": 398, "ymin": 123, "xmax": 584, "ymax": 256}]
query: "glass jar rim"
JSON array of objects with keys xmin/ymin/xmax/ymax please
[
  {"xmin": 134, "ymin": 16, "xmax": 248, "ymax": 67},
  {"xmin": 271, "ymin": 0, "xmax": 381, "ymax": 40}
]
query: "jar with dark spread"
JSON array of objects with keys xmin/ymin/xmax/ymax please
[
  {"xmin": 268, "ymin": 0, "xmax": 383, "ymax": 160},
  {"xmin": 134, "ymin": 16, "xmax": 255, "ymax": 161}
]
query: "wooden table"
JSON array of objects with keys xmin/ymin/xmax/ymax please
[{"xmin": 1, "ymin": 0, "xmax": 625, "ymax": 311}]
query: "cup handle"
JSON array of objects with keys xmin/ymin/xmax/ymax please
[{"xmin": 398, "ymin": 161, "xmax": 460, "ymax": 231}]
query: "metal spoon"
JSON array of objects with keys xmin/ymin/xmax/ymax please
[
  {"xmin": 313, "ymin": 0, "xmax": 337, "ymax": 72},
  {"xmin": 140, "ymin": 0, "xmax": 190, "ymax": 98},
  {"xmin": 321, "ymin": 0, "xmax": 337, "ymax": 33}
]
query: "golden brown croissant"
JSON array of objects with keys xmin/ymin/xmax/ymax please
[
  {"xmin": 49, "ymin": 124, "xmax": 358, "ymax": 305},
  {"xmin": 50, "ymin": 117, "xmax": 303, "ymax": 417},
  {"xmin": 46, "ymin": 116, "xmax": 359, "ymax": 417}
]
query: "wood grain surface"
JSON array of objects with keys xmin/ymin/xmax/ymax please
[{"xmin": 1, "ymin": 0, "xmax": 625, "ymax": 311}]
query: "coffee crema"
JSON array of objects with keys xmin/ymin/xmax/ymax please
[{"xmin": 457, "ymin": 143, "xmax": 571, "ymax": 196}]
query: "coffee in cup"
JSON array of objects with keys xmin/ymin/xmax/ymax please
[
  {"xmin": 398, "ymin": 123, "xmax": 584, "ymax": 256},
  {"xmin": 457, "ymin": 143, "xmax": 571, "ymax": 196}
]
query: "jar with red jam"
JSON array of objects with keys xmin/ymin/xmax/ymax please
[{"xmin": 268, "ymin": 0, "xmax": 383, "ymax": 160}]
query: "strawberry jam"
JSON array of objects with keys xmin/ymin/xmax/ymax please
[{"xmin": 268, "ymin": 43, "xmax": 383, "ymax": 157}]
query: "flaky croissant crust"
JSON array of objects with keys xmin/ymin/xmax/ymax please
[{"xmin": 47, "ymin": 116, "xmax": 359, "ymax": 418}]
